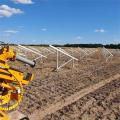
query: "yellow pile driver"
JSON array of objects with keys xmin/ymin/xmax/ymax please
[{"xmin": 0, "ymin": 45, "xmax": 35, "ymax": 120}]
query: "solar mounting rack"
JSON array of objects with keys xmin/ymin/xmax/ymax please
[
  {"xmin": 18, "ymin": 45, "xmax": 47, "ymax": 61},
  {"xmin": 102, "ymin": 47, "xmax": 113, "ymax": 62},
  {"xmin": 49, "ymin": 45, "xmax": 78, "ymax": 70},
  {"xmin": 35, "ymin": 47, "xmax": 56, "ymax": 56},
  {"xmin": 65, "ymin": 47, "xmax": 97, "ymax": 60}
]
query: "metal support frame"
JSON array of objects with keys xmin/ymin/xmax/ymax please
[
  {"xmin": 70, "ymin": 47, "xmax": 87, "ymax": 59},
  {"xmin": 40, "ymin": 47, "xmax": 56, "ymax": 56},
  {"xmin": 83, "ymin": 48, "xmax": 97, "ymax": 56},
  {"xmin": 49, "ymin": 45, "xmax": 78, "ymax": 70},
  {"xmin": 68, "ymin": 47, "xmax": 97, "ymax": 60},
  {"xmin": 18, "ymin": 45, "xmax": 47, "ymax": 61},
  {"xmin": 102, "ymin": 47, "xmax": 113, "ymax": 62}
]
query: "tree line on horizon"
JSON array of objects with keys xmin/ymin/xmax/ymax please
[
  {"xmin": 1, "ymin": 43, "xmax": 120, "ymax": 49},
  {"xmin": 29, "ymin": 43, "xmax": 120, "ymax": 49}
]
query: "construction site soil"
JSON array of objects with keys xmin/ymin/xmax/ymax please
[{"xmin": 11, "ymin": 47, "xmax": 120, "ymax": 120}]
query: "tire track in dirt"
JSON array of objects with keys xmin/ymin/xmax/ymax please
[{"xmin": 29, "ymin": 73, "xmax": 120, "ymax": 120}]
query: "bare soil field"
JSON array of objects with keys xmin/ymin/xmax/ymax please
[
  {"xmin": 11, "ymin": 47, "xmax": 120, "ymax": 120},
  {"xmin": 42, "ymin": 77, "xmax": 120, "ymax": 120}
]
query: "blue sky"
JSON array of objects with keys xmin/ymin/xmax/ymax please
[{"xmin": 0, "ymin": 0, "xmax": 120, "ymax": 44}]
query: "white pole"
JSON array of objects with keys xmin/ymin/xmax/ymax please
[{"xmin": 57, "ymin": 50, "xmax": 59, "ymax": 69}]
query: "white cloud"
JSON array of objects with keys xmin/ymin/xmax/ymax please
[
  {"xmin": 11, "ymin": 0, "xmax": 34, "ymax": 4},
  {"xmin": 32, "ymin": 40, "xmax": 36, "ymax": 42},
  {"xmin": 73, "ymin": 36, "xmax": 83, "ymax": 44},
  {"xmin": 94, "ymin": 29, "xmax": 106, "ymax": 33},
  {"xmin": 0, "ymin": 5, "xmax": 23, "ymax": 18},
  {"xmin": 5, "ymin": 30, "xmax": 19, "ymax": 34},
  {"xmin": 41, "ymin": 28, "xmax": 47, "ymax": 32},
  {"xmin": 113, "ymin": 39, "xmax": 120, "ymax": 44},
  {"xmin": 75, "ymin": 36, "xmax": 83, "ymax": 40}
]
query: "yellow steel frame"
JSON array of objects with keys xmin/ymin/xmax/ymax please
[{"xmin": 0, "ymin": 46, "xmax": 34, "ymax": 120}]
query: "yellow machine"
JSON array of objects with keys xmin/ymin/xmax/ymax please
[{"xmin": 0, "ymin": 45, "xmax": 35, "ymax": 120}]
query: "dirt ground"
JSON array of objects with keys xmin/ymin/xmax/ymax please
[
  {"xmin": 42, "ymin": 77, "xmax": 120, "ymax": 120},
  {"xmin": 11, "ymin": 47, "xmax": 120, "ymax": 120}
]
